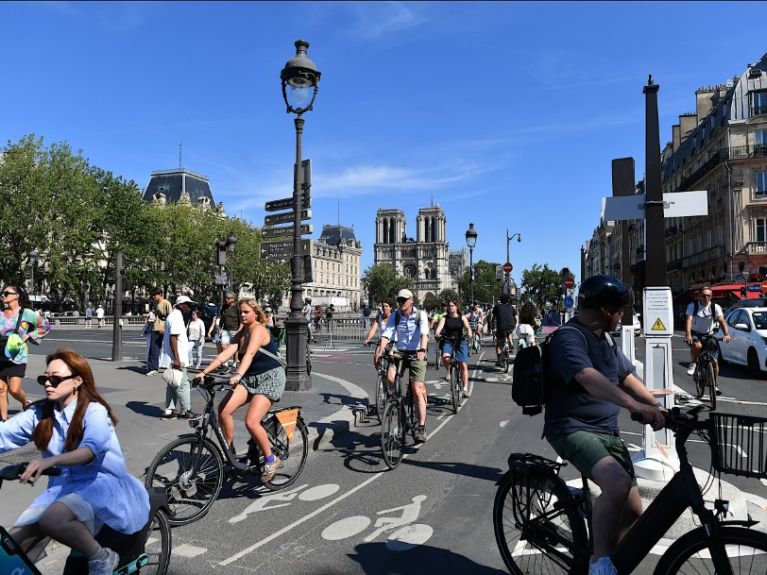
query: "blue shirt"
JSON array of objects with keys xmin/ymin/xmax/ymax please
[
  {"xmin": 381, "ymin": 309, "xmax": 429, "ymax": 352},
  {"xmin": 544, "ymin": 319, "xmax": 636, "ymax": 435},
  {"xmin": 0, "ymin": 401, "xmax": 149, "ymax": 534}
]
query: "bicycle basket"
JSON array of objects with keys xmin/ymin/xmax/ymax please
[{"xmin": 711, "ymin": 413, "xmax": 767, "ymax": 479}]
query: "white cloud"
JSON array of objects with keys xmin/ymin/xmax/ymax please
[{"xmin": 345, "ymin": 1, "xmax": 428, "ymax": 40}]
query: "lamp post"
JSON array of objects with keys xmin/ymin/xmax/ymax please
[
  {"xmin": 281, "ymin": 39, "xmax": 321, "ymax": 391},
  {"xmin": 505, "ymin": 230, "xmax": 522, "ymax": 295},
  {"xmin": 215, "ymin": 233, "xmax": 238, "ymax": 309},
  {"xmin": 465, "ymin": 223, "xmax": 478, "ymax": 304},
  {"xmin": 28, "ymin": 249, "xmax": 38, "ymax": 298}
]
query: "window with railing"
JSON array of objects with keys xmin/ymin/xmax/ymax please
[
  {"xmin": 757, "ymin": 171, "xmax": 767, "ymax": 197},
  {"xmin": 756, "ymin": 218, "xmax": 767, "ymax": 242},
  {"xmin": 753, "ymin": 91, "xmax": 767, "ymax": 116},
  {"xmin": 757, "ymin": 129, "xmax": 767, "ymax": 156}
]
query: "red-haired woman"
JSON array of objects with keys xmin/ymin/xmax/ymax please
[{"xmin": 0, "ymin": 348, "xmax": 149, "ymax": 575}]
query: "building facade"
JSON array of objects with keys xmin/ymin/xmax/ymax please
[
  {"xmin": 143, "ymin": 168, "xmax": 224, "ymax": 214},
  {"xmin": 302, "ymin": 225, "xmax": 362, "ymax": 311},
  {"xmin": 373, "ymin": 206, "xmax": 457, "ymax": 302},
  {"xmin": 583, "ymin": 53, "xmax": 767, "ymax": 296}
]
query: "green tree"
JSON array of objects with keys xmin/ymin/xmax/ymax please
[
  {"xmin": 520, "ymin": 264, "xmax": 562, "ymax": 310},
  {"xmin": 361, "ymin": 263, "xmax": 411, "ymax": 306},
  {"xmin": 438, "ymin": 288, "xmax": 460, "ymax": 305},
  {"xmin": 457, "ymin": 260, "xmax": 501, "ymax": 307}
]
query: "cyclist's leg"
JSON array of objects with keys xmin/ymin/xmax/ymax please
[
  {"xmin": 244, "ymin": 394, "xmax": 274, "ymax": 458},
  {"xmin": 217, "ymin": 385, "xmax": 252, "ymax": 450},
  {"xmin": 494, "ymin": 329, "xmax": 503, "ymax": 362},
  {"xmin": 8, "ymin": 523, "xmax": 43, "ymax": 553},
  {"xmin": 36, "ymin": 501, "xmax": 100, "ymax": 559},
  {"xmin": 408, "ymin": 358, "xmax": 428, "ymax": 427},
  {"xmin": 689, "ymin": 338, "xmax": 702, "ymax": 371},
  {"xmin": 441, "ymin": 339, "xmax": 453, "ymax": 379},
  {"xmin": 455, "ymin": 340, "xmax": 469, "ymax": 392}
]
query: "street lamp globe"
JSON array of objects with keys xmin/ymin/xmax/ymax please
[
  {"xmin": 281, "ymin": 40, "xmax": 321, "ymax": 115},
  {"xmin": 465, "ymin": 223, "xmax": 477, "ymax": 249}
]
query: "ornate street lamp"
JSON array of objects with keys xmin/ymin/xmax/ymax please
[
  {"xmin": 28, "ymin": 249, "xmax": 38, "ymax": 297},
  {"xmin": 505, "ymin": 230, "xmax": 522, "ymax": 296},
  {"xmin": 215, "ymin": 234, "xmax": 238, "ymax": 308},
  {"xmin": 465, "ymin": 223, "xmax": 478, "ymax": 304},
  {"xmin": 281, "ymin": 39, "xmax": 321, "ymax": 391}
]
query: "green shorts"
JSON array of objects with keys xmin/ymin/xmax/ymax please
[
  {"xmin": 546, "ymin": 430, "xmax": 637, "ymax": 485},
  {"xmin": 391, "ymin": 351, "xmax": 427, "ymax": 385}
]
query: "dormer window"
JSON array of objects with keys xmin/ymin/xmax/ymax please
[{"xmin": 752, "ymin": 90, "xmax": 767, "ymax": 116}]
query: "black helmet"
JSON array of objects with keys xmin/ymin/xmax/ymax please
[
  {"xmin": 305, "ymin": 297, "xmax": 312, "ymax": 303},
  {"xmin": 577, "ymin": 275, "xmax": 632, "ymax": 311}
]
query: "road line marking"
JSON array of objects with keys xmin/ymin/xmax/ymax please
[{"xmin": 173, "ymin": 544, "xmax": 207, "ymax": 557}]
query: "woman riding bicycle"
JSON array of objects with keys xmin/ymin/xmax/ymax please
[
  {"xmin": 434, "ymin": 299, "xmax": 473, "ymax": 398},
  {"xmin": 0, "ymin": 348, "xmax": 150, "ymax": 575},
  {"xmin": 512, "ymin": 302, "xmax": 537, "ymax": 354},
  {"xmin": 194, "ymin": 298, "xmax": 285, "ymax": 483}
]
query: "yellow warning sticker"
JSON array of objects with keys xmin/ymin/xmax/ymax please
[{"xmin": 651, "ymin": 318, "xmax": 667, "ymax": 331}]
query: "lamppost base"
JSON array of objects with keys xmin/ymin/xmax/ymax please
[{"xmin": 284, "ymin": 316, "xmax": 311, "ymax": 391}]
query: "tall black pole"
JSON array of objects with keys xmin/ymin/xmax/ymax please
[
  {"xmin": 111, "ymin": 251, "xmax": 123, "ymax": 361},
  {"xmin": 285, "ymin": 116, "xmax": 310, "ymax": 390},
  {"xmin": 469, "ymin": 246, "xmax": 475, "ymax": 304},
  {"xmin": 644, "ymin": 77, "xmax": 666, "ymax": 287}
]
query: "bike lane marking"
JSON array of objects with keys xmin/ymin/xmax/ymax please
[{"xmin": 219, "ymin": 409, "xmax": 456, "ymax": 566}]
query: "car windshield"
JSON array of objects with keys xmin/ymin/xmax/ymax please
[{"xmin": 751, "ymin": 311, "xmax": 767, "ymax": 330}]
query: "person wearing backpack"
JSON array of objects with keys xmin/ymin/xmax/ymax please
[
  {"xmin": 683, "ymin": 287, "xmax": 731, "ymax": 380},
  {"xmin": 543, "ymin": 275, "xmax": 666, "ymax": 575},
  {"xmin": 491, "ymin": 293, "xmax": 517, "ymax": 366},
  {"xmin": 374, "ymin": 289, "xmax": 430, "ymax": 443}
]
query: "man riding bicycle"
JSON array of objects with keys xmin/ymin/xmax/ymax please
[
  {"xmin": 491, "ymin": 294, "xmax": 517, "ymax": 366},
  {"xmin": 374, "ymin": 289, "xmax": 430, "ymax": 443},
  {"xmin": 466, "ymin": 302, "xmax": 484, "ymax": 341},
  {"xmin": 684, "ymin": 287, "xmax": 730, "ymax": 392},
  {"xmin": 544, "ymin": 275, "xmax": 665, "ymax": 575}
]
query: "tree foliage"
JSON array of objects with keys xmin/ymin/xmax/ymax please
[
  {"xmin": 457, "ymin": 260, "xmax": 502, "ymax": 307},
  {"xmin": 361, "ymin": 263, "xmax": 411, "ymax": 306},
  {"xmin": 520, "ymin": 263, "xmax": 563, "ymax": 310}
]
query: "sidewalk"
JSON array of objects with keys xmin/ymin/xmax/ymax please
[{"xmin": 0, "ymin": 353, "xmax": 369, "ymax": 527}]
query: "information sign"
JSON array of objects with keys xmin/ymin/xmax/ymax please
[
  {"xmin": 262, "ymin": 224, "xmax": 313, "ymax": 239},
  {"xmin": 564, "ymin": 296, "xmax": 574, "ymax": 308},
  {"xmin": 642, "ymin": 286, "xmax": 673, "ymax": 337},
  {"xmin": 264, "ymin": 209, "xmax": 312, "ymax": 227}
]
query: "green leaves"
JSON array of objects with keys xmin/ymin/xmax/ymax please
[
  {"xmin": 520, "ymin": 264, "xmax": 563, "ymax": 310},
  {"xmin": 362, "ymin": 263, "xmax": 412, "ymax": 305}
]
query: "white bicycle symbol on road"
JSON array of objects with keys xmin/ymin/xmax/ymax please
[{"xmin": 321, "ymin": 494, "xmax": 433, "ymax": 551}]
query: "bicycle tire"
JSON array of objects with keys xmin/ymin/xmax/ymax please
[
  {"xmin": 450, "ymin": 363, "xmax": 461, "ymax": 414},
  {"xmin": 654, "ymin": 525, "xmax": 767, "ymax": 574},
  {"xmin": 376, "ymin": 371, "xmax": 387, "ymax": 423},
  {"xmin": 141, "ymin": 508, "xmax": 172, "ymax": 575},
  {"xmin": 306, "ymin": 348, "xmax": 312, "ymax": 376},
  {"xmin": 381, "ymin": 400, "xmax": 404, "ymax": 469},
  {"xmin": 503, "ymin": 344, "xmax": 511, "ymax": 373},
  {"xmin": 493, "ymin": 470, "xmax": 587, "ymax": 575},
  {"xmin": 144, "ymin": 436, "xmax": 224, "ymax": 526},
  {"xmin": 704, "ymin": 360, "xmax": 717, "ymax": 410},
  {"xmin": 262, "ymin": 417, "xmax": 309, "ymax": 491},
  {"xmin": 694, "ymin": 361, "xmax": 705, "ymax": 399}
]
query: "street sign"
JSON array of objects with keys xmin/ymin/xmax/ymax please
[
  {"xmin": 265, "ymin": 194, "xmax": 310, "ymax": 213},
  {"xmin": 214, "ymin": 272, "xmax": 228, "ymax": 286},
  {"xmin": 260, "ymin": 239, "xmax": 311, "ymax": 261},
  {"xmin": 564, "ymin": 296, "xmax": 574, "ymax": 308},
  {"xmin": 564, "ymin": 277, "xmax": 575, "ymax": 289},
  {"xmin": 602, "ymin": 191, "xmax": 708, "ymax": 221},
  {"xmin": 264, "ymin": 209, "xmax": 312, "ymax": 227},
  {"xmin": 747, "ymin": 284, "xmax": 762, "ymax": 292},
  {"xmin": 261, "ymin": 224, "xmax": 313, "ymax": 239},
  {"xmin": 503, "ymin": 262, "xmax": 513, "ymax": 273}
]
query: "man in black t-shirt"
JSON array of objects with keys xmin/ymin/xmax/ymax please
[
  {"xmin": 544, "ymin": 275, "xmax": 665, "ymax": 575},
  {"xmin": 491, "ymin": 294, "xmax": 517, "ymax": 366}
]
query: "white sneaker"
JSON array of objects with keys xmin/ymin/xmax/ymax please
[
  {"xmin": 686, "ymin": 363, "xmax": 696, "ymax": 376},
  {"xmin": 261, "ymin": 456, "xmax": 281, "ymax": 483},
  {"xmin": 88, "ymin": 547, "xmax": 119, "ymax": 575},
  {"xmin": 589, "ymin": 556, "xmax": 618, "ymax": 575}
]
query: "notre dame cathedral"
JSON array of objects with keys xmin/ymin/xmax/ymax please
[{"xmin": 374, "ymin": 206, "xmax": 464, "ymax": 302}]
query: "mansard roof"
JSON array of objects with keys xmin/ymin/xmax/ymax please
[{"xmin": 143, "ymin": 168, "xmax": 215, "ymax": 205}]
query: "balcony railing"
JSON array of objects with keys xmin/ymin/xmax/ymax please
[
  {"xmin": 666, "ymin": 145, "xmax": 767, "ymax": 191},
  {"xmin": 743, "ymin": 241, "xmax": 767, "ymax": 254}
]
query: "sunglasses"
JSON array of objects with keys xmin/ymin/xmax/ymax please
[
  {"xmin": 396, "ymin": 298, "xmax": 408, "ymax": 304},
  {"xmin": 37, "ymin": 374, "xmax": 78, "ymax": 387},
  {"xmin": 2, "ymin": 291, "xmax": 18, "ymax": 297}
]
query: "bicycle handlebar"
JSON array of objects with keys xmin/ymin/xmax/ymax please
[
  {"xmin": 0, "ymin": 462, "xmax": 62, "ymax": 482},
  {"xmin": 630, "ymin": 405, "xmax": 709, "ymax": 434}
]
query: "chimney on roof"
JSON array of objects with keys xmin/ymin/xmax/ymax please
[
  {"xmin": 672, "ymin": 124, "xmax": 681, "ymax": 152},
  {"xmin": 679, "ymin": 113, "xmax": 697, "ymax": 144},
  {"xmin": 695, "ymin": 86, "xmax": 717, "ymax": 124}
]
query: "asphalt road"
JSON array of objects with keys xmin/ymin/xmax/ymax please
[{"xmin": 6, "ymin": 329, "xmax": 767, "ymax": 574}]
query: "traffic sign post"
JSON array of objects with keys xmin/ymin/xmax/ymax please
[
  {"xmin": 503, "ymin": 262, "xmax": 512, "ymax": 274},
  {"xmin": 264, "ymin": 209, "xmax": 312, "ymax": 227},
  {"xmin": 563, "ymin": 276, "xmax": 575, "ymax": 290},
  {"xmin": 262, "ymin": 224, "xmax": 313, "ymax": 239}
]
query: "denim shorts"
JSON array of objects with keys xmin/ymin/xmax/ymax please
[
  {"xmin": 441, "ymin": 339, "xmax": 468, "ymax": 363},
  {"xmin": 240, "ymin": 366, "xmax": 285, "ymax": 402}
]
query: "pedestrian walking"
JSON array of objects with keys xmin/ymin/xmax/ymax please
[
  {"xmin": 146, "ymin": 287, "xmax": 172, "ymax": 377},
  {"xmin": 95, "ymin": 304, "xmax": 105, "ymax": 328},
  {"xmin": 1, "ymin": 284, "xmax": 51, "ymax": 421},
  {"xmin": 159, "ymin": 295, "xmax": 196, "ymax": 420},
  {"xmin": 85, "ymin": 304, "xmax": 93, "ymax": 329},
  {"xmin": 187, "ymin": 309, "xmax": 206, "ymax": 369}
]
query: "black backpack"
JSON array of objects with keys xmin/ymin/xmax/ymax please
[{"xmin": 511, "ymin": 325, "xmax": 587, "ymax": 416}]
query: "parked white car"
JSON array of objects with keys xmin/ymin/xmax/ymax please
[
  {"xmin": 716, "ymin": 306, "xmax": 767, "ymax": 376},
  {"xmin": 612, "ymin": 308, "xmax": 642, "ymax": 336}
]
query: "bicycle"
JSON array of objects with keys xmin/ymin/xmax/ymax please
[
  {"xmin": 497, "ymin": 331, "xmax": 512, "ymax": 373},
  {"xmin": 144, "ymin": 371, "xmax": 308, "ymax": 526},
  {"xmin": 366, "ymin": 338, "xmax": 391, "ymax": 423},
  {"xmin": 691, "ymin": 333, "xmax": 720, "ymax": 410},
  {"xmin": 468, "ymin": 321, "xmax": 481, "ymax": 356},
  {"xmin": 0, "ymin": 462, "xmax": 171, "ymax": 575},
  {"xmin": 439, "ymin": 336, "xmax": 465, "ymax": 414},
  {"xmin": 380, "ymin": 351, "xmax": 419, "ymax": 470},
  {"xmin": 493, "ymin": 405, "xmax": 767, "ymax": 574}
]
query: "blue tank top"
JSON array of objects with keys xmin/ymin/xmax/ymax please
[{"xmin": 237, "ymin": 326, "xmax": 281, "ymax": 376}]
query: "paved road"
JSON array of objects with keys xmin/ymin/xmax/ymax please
[{"xmin": 2, "ymin": 329, "xmax": 766, "ymax": 574}]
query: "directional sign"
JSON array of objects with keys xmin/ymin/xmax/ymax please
[
  {"xmin": 602, "ymin": 191, "xmax": 708, "ymax": 221},
  {"xmin": 214, "ymin": 272, "xmax": 228, "ymax": 286},
  {"xmin": 265, "ymin": 194, "xmax": 310, "ymax": 213},
  {"xmin": 262, "ymin": 224, "xmax": 313, "ymax": 239},
  {"xmin": 260, "ymin": 239, "xmax": 310, "ymax": 261},
  {"xmin": 264, "ymin": 209, "xmax": 311, "ymax": 227}
]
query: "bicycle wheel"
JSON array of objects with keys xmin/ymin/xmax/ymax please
[
  {"xmin": 503, "ymin": 345, "xmax": 511, "ymax": 373},
  {"xmin": 262, "ymin": 417, "xmax": 309, "ymax": 491},
  {"xmin": 493, "ymin": 471, "xmax": 587, "ymax": 574},
  {"xmin": 654, "ymin": 525, "xmax": 767, "ymax": 574},
  {"xmin": 473, "ymin": 335, "xmax": 481, "ymax": 355},
  {"xmin": 694, "ymin": 361, "xmax": 705, "ymax": 400},
  {"xmin": 306, "ymin": 348, "xmax": 312, "ymax": 376},
  {"xmin": 144, "ymin": 436, "xmax": 224, "ymax": 526},
  {"xmin": 450, "ymin": 363, "xmax": 461, "ymax": 413},
  {"xmin": 375, "ymin": 371, "xmax": 387, "ymax": 422},
  {"xmin": 141, "ymin": 508, "xmax": 172, "ymax": 575},
  {"xmin": 704, "ymin": 360, "xmax": 717, "ymax": 410},
  {"xmin": 381, "ymin": 400, "xmax": 404, "ymax": 469}
]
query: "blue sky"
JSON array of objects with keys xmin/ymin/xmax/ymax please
[{"xmin": 2, "ymin": 1, "xmax": 766, "ymax": 282}]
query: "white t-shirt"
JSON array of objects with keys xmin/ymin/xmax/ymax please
[
  {"xmin": 187, "ymin": 318, "xmax": 205, "ymax": 342},
  {"xmin": 160, "ymin": 308, "xmax": 189, "ymax": 368},
  {"xmin": 685, "ymin": 301, "xmax": 722, "ymax": 335},
  {"xmin": 95, "ymin": 307, "xmax": 104, "ymax": 319},
  {"xmin": 513, "ymin": 323, "xmax": 536, "ymax": 346}
]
